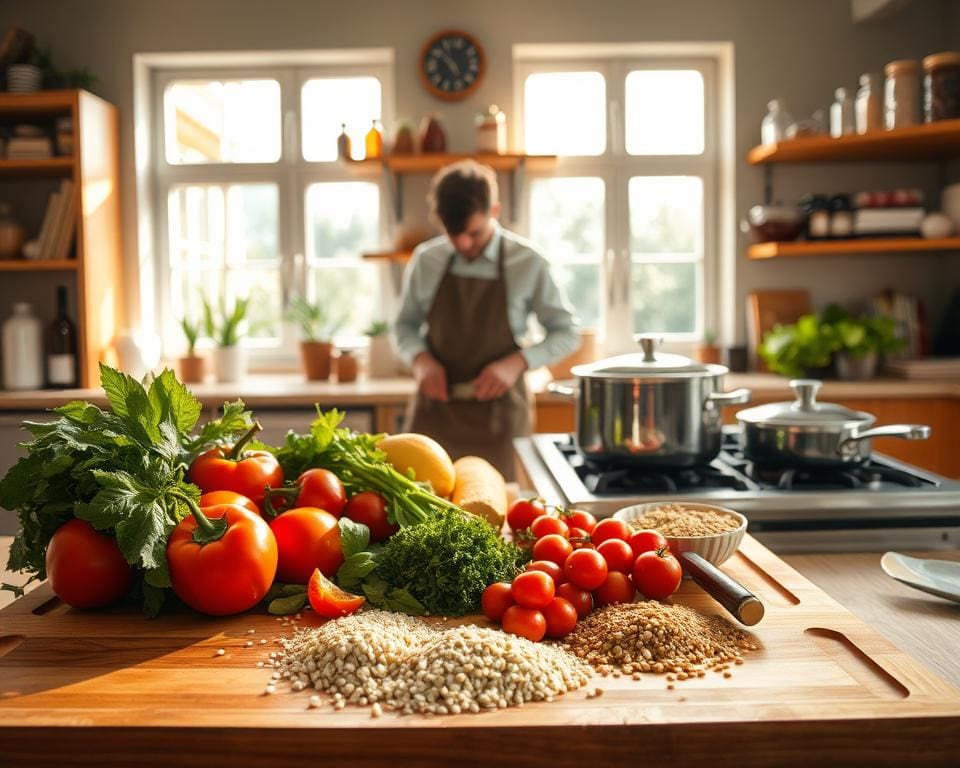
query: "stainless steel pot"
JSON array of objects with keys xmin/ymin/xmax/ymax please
[
  {"xmin": 548, "ymin": 336, "xmax": 751, "ymax": 466},
  {"xmin": 735, "ymin": 379, "xmax": 931, "ymax": 467}
]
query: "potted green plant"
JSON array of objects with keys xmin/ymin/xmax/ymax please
[
  {"xmin": 286, "ymin": 295, "xmax": 345, "ymax": 381},
  {"xmin": 203, "ymin": 296, "xmax": 249, "ymax": 383},
  {"xmin": 693, "ymin": 330, "xmax": 722, "ymax": 365},
  {"xmin": 364, "ymin": 320, "xmax": 400, "ymax": 379},
  {"xmin": 832, "ymin": 313, "xmax": 904, "ymax": 380},
  {"xmin": 178, "ymin": 315, "xmax": 204, "ymax": 384},
  {"xmin": 758, "ymin": 313, "xmax": 838, "ymax": 379}
]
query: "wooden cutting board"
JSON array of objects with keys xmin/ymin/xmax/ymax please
[{"xmin": 1, "ymin": 535, "xmax": 958, "ymax": 767}]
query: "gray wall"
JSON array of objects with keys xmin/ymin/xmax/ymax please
[{"xmin": 1, "ymin": 0, "xmax": 957, "ymax": 345}]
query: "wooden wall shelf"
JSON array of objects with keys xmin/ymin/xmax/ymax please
[
  {"xmin": 747, "ymin": 237, "xmax": 960, "ymax": 259},
  {"xmin": 747, "ymin": 119, "xmax": 960, "ymax": 165},
  {"xmin": 0, "ymin": 157, "xmax": 74, "ymax": 177},
  {"xmin": 0, "ymin": 259, "xmax": 79, "ymax": 271},
  {"xmin": 361, "ymin": 250, "xmax": 412, "ymax": 262}
]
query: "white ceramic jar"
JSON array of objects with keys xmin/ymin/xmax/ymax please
[{"xmin": 2, "ymin": 302, "xmax": 44, "ymax": 390}]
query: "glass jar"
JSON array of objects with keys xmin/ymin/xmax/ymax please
[
  {"xmin": 855, "ymin": 73, "xmax": 883, "ymax": 134},
  {"xmin": 830, "ymin": 88, "xmax": 855, "ymax": 137},
  {"xmin": 475, "ymin": 105, "xmax": 507, "ymax": 154},
  {"xmin": 828, "ymin": 195, "xmax": 854, "ymax": 239},
  {"xmin": 761, "ymin": 99, "xmax": 793, "ymax": 145},
  {"xmin": 884, "ymin": 59, "xmax": 921, "ymax": 129},
  {"xmin": 2, "ymin": 302, "xmax": 43, "ymax": 390},
  {"xmin": 800, "ymin": 194, "xmax": 831, "ymax": 240},
  {"xmin": 923, "ymin": 52, "xmax": 960, "ymax": 122}
]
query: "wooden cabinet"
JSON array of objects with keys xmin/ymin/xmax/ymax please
[{"xmin": 0, "ymin": 90, "xmax": 123, "ymax": 388}]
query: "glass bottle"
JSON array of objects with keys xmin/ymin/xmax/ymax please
[
  {"xmin": 337, "ymin": 123, "xmax": 352, "ymax": 160},
  {"xmin": 855, "ymin": 74, "xmax": 883, "ymax": 134},
  {"xmin": 801, "ymin": 194, "xmax": 831, "ymax": 240},
  {"xmin": 884, "ymin": 59, "xmax": 921, "ymax": 129},
  {"xmin": 46, "ymin": 285, "xmax": 78, "ymax": 387},
  {"xmin": 830, "ymin": 88, "xmax": 855, "ymax": 137},
  {"xmin": 761, "ymin": 99, "xmax": 793, "ymax": 145},
  {"xmin": 364, "ymin": 120, "xmax": 383, "ymax": 159},
  {"xmin": 2, "ymin": 302, "xmax": 43, "ymax": 390}
]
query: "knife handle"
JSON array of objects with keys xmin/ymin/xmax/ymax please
[{"xmin": 679, "ymin": 551, "xmax": 765, "ymax": 626}]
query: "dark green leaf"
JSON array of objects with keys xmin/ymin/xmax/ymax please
[
  {"xmin": 338, "ymin": 517, "xmax": 370, "ymax": 558},
  {"xmin": 148, "ymin": 368, "xmax": 203, "ymax": 435},
  {"xmin": 268, "ymin": 592, "xmax": 307, "ymax": 615},
  {"xmin": 384, "ymin": 588, "xmax": 425, "ymax": 616},
  {"xmin": 142, "ymin": 582, "xmax": 167, "ymax": 618},
  {"xmin": 336, "ymin": 552, "xmax": 378, "ymax": 587}
]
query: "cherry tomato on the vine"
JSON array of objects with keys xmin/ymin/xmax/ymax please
[
  {"xmin": 591, "ymin": 518, "xmax": 632, "ymax": 545},
  {"xmin": 542, "ymin": 597, "xmax": 578, "ymax": 638},
  {"xmin": 563, "ymin": 508, "xmax": 597, "ymax": 534},
  {"xmin": 344, "ymin": 490, "xmax": 397, "ymax": 542},
  {"xmin": 567, "ymin": 527, "xmax": 593, "ymax": 550},
  {"xmin": 627, "ymin": 528, "xmax": 669, "ymax": 559},
  {"xmin": 594, "ymin": 571, "xmax": 636, "ymax": 607},
  {"xmin": 295, "ymin": 468, "xmax": 347, "ymax": 517},
  {"xmin": 482, "ymin": 582, "xmax": 515, "ymax": 622},
  {"xmin": 525, "ymin": 559, "xmax": 564, "ymax": 585},
  {"xmin": 268, "ymin": 507, "xmax": 343, "ymax": 584},
  {"xmin": 564, "ymin": 548, "xmax": 609, "ymax": 591},
  {"xmin": 502, "ymin": 605, "xmax": 546, "ymax": 642},
  {"xmin": 531, "ymin": 533, "xmax": 573, "ymax": 567},
  {"xmin": 556, "ymin": 582, "xmax": 594, "ymax": 619},
  {"xmin": 632, "ymin": 548, "xmax": 683, "ymax": 600},
  {"xmin": 530, "ymin": 514, "xmax": 569, "ymax": 540},
  {"xmin": 511, "ymin": 570, "xmax": 555, "ymax": 610},
  {"xmin": 597, "ymin": 538, "xmax": 635, "ymax": 574},
  {"xmin": 507, "ymin": 497, "xmax": 547, "ymax": 532}
]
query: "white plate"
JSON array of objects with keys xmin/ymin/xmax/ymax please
[{"xmin": 880, "ymin": 551, "xmax": 960, "ymax": 603}]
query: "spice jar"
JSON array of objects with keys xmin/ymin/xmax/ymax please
[
  {"xmin": 760, "ymin": 99, "xmax": 792, "ymax": 145},
  {"xmin": 800, "ymin": 194, "xmax": 830, "ymax": 240},
  {"xmin": 830, "ymin": 88, "xmax": 855, "ymax": 137},
  {"xmin": 828, "ymin": 195, "xmax": 854, "ymax": 239},
  {"xmin": 884, "ymin": 59, "xmax": 920, "ymax": 129},
  {"xmin": 923, "ymin": 52, "xmax": 960, "ymax": 122},
  {"xmin": 475, "ymin": 105, "xmax": 507, "ymax": 154},
  {"xmin": 855, "ymin": 73, "xmax": 883, "ymax": 134}
]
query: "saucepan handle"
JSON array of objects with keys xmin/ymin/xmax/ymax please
[
  {"xmin": 546, "ymin": 381, "xmax": 578, "ymax": 398},
  {"xmin": 841, "ymin": 423, "xmax": 931, "ymax": 445},
  {"xmin": 678, "ymin": 551, "xmax": 765, "ymax": 626},
  {"xmin": 706, "ymin": 388, "xmax": 752, "ymax": 408}
]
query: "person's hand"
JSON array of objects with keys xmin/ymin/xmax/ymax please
[
  {"xmin": 412, "ymin": 351, "xmax": 449, "ymax": 402},
  {"xmin": 471, "ymin": 351, "xmax": 528, "ymax": 401}
]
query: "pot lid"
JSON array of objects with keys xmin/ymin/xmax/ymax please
[
  {"xmin": 736, "ymin": 379, "xmax": 872, "ymax": 427},
  {"xmin": 570, "ymin": 336, "xmax": 724, "ymax": 378}
]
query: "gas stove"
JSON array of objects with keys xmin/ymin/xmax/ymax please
[{"xmin": 514, "ymin": 428, "xmax": 960, "ymax": 552}]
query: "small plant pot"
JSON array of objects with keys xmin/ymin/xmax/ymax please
[
  {"xmin": 300, "ymin": 340, "xmax": 333, "ymax": 381},
  {"xmin": 693, "ymin": 344, "xmax": 722, "ymax": 365},
  {"xmin": 834, "ymin": 351, "xmax": 879, "ymax": 381},
  {"xmin": 335, "ymin": 350, "xmax": 358, "ymax": 383},
  {"xmin": 213, "ymin": 345, "xmax": 246, "ymax": 384},
  {"xmin": 179, "ymin": 354, "xmax": 205, "ymax": 384},
  {"xmin": 366, "ymin": 334, "xmax": 400, "ymax": 379}
]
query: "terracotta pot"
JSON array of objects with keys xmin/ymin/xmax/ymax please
[
  {"xmin": 335, "ymin": 350, "xmax": 358, "ymax": 383},
  {"xmin": 179, "ymin": 354, "xmax": 205, "ymax": 384},
  {"xmin": 300, "ymin": 340, "xmax": 333, "ymax": 381},
  {"xmin": 693, "ymin": 345, "xmax": 722, "ymax": 365}
]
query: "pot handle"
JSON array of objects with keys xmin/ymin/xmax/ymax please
[
  {"xmin": 678, "ymin": 551, "xmax": 765, "ymax": 626},
  {"xmin": 839, "ymin": 424, "xmax": 932, "ymax": 454},
  {"xmin": 546, "ymin": 381, "xmax": 578, "ymax": 398},
  {"xmin": 706, "ymin": 388, "xmax": 752, "ymax": 408}
]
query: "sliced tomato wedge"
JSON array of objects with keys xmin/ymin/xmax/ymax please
[{"xmin": 307, "ymin": 568, "xmax": 365, "ymax": 619}]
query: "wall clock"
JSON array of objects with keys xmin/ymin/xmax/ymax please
[{"xmin": 419, "ymin": 29, "xmax": 485, "ymax": 101}]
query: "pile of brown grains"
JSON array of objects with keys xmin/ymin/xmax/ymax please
[
  {"xmin": 628, "ymin": 503, "xmax": 740, "ymax": 537},
  {"xmin": 564, "ymin": 602, "xmax": 758, "ymax": 677},
  {"xmin": 276, "ymin": 610, "xmax": 591, "ymax": 715}
]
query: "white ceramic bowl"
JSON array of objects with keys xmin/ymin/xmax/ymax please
[
  {"xmin": 942, "ymin": 183, "xmax": 960, "ymax": 230},
  {"xmin": 614, "ymin": 501, "xmax": 748, "ymax": 566}
]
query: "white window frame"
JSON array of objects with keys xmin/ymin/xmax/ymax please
[
  {"xmin": 134, "ymin": 50, "xmax": 394, "ymax": 368},
  {"xmin": 513, "ymin": 43, "xmax": 735, "ymax": 355}
]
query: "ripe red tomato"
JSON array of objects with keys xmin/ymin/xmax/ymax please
[
  {"xmin": 564, "ymin": 548, "xmax": 609, "ymax": 591},
  {"xmin": 564, "ymin": 508, "xmax": 597, "ymax": 534},
  {"xmin": 594, "ymin": 571, "xmax": 636, "ymax": 607},
  {"xmin": 511, "ymin": 570, "xmax": 555, "ymax": 610},
  {"xmin": 188, "ymin": 441, "xmax": 283, "ymax": 505},
  {"xmin": 597, "ymin": 538, "xmax": 634, "ymax": 574},
  {"xmin": 269, "ymin": 507, "xmax": 343, "ymax": 583},
  {"xmin": 531, "ymin": 533, "xmax": 573, "ymax": 567},
  {"xmin": 591, "ymin": 518, "xmax": 632, "ymax": 545},
  {"xmin": 567, "ymin": 527, "xmax": 593, "ymax": 549},
  {"xmin": 308, "ymin": 568, "xmax": 365, "ymax": 618},
  {"xmin": 199, "ymin": 490, "xmax": 260, "ymax": 516},
  {"xmin": 525, "ymin": 559, "xmax": 564, "ymax": 585},
  {"xmin": 507, "ymin": 497, "xmax": 547, "ymax": 531},
  {"xmin": 167, "ymin": 504, "xmax": 278, "ymax": 616},
  {"xmin": 556, "ymin": 582, "xmax": 594, "ymax": 619},
  {"xmin": 627, "ymin": 528, "xmax": 669, "ymax": 559},
  {"xmin": 45, "ymin": 519, "xmax": 133, "ymax": 609},
  {"xmin": 296, "ymin": 468, "xmax": 347, "ymax": 517},
  {"xmin": 502, "ymin": 605, "xmax": 546, "ymax": 642},
  {"xmin": 481, "ymin": 582, "xmax": 515, "ymax": 622},
  {"xmin": 542, "ymin": 597, "xmax": 578, "ymax": 639},
  {"xmin": 632, "ymin": 549, "xmax": 683, "ymax": 600},
  {"xmin": 530, "ymin": 514, "xmax": 569, "ymax": 539},
  {"xmin": 344, "ymin": 490, "xmax": 397, "ymax": 542}
]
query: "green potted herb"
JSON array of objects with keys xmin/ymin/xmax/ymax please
[
  {"xmin": 832, "ymin": 313, "xmax": 904, "ymax": 380},
  {"xmin": 203, "ymin": 296, "xmax": 250, "ymax": 383},
  {"xmin": 759, "ymin": 313, "xmax": 837, "ymax": 379},
  {"xmin": 286, "ymin": 295, "xmax": 345, "ymax": 381},
  {"xmin": 178, "ymin": 315, "xmax": 204, "ymax": 384},
  {"xmin": 694, "ymin": 329, "xmax": 721, "ymax": 365},
  {"xmin": 364, "ymin": 320, "xmax": 401, "ymax": 379}
]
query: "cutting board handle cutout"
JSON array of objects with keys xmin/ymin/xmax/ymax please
[
  {"xmin": 733, "ymin": 551, "xmax": 801, "ymax": 606},
  {"xmin": 0, "ymin": 634, "xmax": 25, "ymax": 659},
  {"xmin": 804, "ymin": 628, "xmax": 909, "ymax": 700},
  {"xmin": 31, "ymin": 596, "xmax": 70, "ymax": 617}
]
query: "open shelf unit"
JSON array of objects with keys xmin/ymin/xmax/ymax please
[
  {"xmin": 0, "ymin": 259, "xmax": 80, "ymax": 271},
  {"xmin": 747, "ymin": 237, "xmax": 960, "ymax": 259}
]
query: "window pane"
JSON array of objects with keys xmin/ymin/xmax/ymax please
[
  {"xmin": 628, "ymin": 176, "xmax": 702, "ymax": 256},
  {"xmin": 625, "ymin": 70, "xmax": 704, "ymax": 155},
  {"xmin": 305, "ymin": 182, "xmax": 380, "ymax": 259},
  {"xmin": 164, "ymin": 79, "xmax": 281, "ymax": 164},
  {"xmin": 524, "ymin": 72, "xmax": 606, "ymax": 156},
  {"xmin": 554, "ymin": 263, "xmax": 600, "ymax": 332},
  {"xmin": 302, "ymin": 77, "xmax": 382, "ymax": 162},
  {"xmin": 631, "ymin": 262, "xmax": 698, "ymax": 334},
  {"xmin": 229, "ymin": 268, "xmax": 283, "ymax": 342},
  {"xmin": 309, "ymin": 263, "xmax": 379, "ymax": 339}
]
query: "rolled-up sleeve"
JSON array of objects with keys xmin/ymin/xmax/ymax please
[
  {"xmin": 521, "ymin": 258, "xmax": 581, "ymax": 370},
  {"xmin": 391, "ymin": 250, "xmax": 430, "ymax": 367}
]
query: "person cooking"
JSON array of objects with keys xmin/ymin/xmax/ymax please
[{"xmin": 392, "ymin": 160, "xmax": 580, "ymax": 480}]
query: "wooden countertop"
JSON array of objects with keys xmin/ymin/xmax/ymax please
[{"xmin": 0, "ymin": 371, "xmax": 957, "ymax": 412}]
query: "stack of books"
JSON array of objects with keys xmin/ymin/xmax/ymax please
[
  {"xmin": 28, "ymin": 179, "xmax": 76, "ymax": 261},
  {"xmin": 870, "ymin": 290, "xmax": 928, "ymax": 358},
  {"xmin": 6, "ymin": 135, "xmax": 53, "ymax": 158},
  {"xmin": 885, "ymin": 357, "xmax": 960, "ymax": 380}
]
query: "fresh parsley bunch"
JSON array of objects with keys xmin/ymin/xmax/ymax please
[{"xmin": 0, "ymin": 364, "xmax": 253, "ymax": 614}]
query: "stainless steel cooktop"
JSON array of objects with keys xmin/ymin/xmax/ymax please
[{"xmin": 514, "ymin": 428, "xmax": 960, "ymax": 552}]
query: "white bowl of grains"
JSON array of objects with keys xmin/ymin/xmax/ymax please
[{"xmin": 613, "ymin": 502, "xmax": 747, "ymax": 567}]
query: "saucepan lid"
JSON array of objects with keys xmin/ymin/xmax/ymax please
[
  {"xmin": 571, "ymin": 335, "xmax": 727, "ymax": 379},
  {"xmin": 736, "ymin": 379, "xmax": 873, "ymax": 428}
]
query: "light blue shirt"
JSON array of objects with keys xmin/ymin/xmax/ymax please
[{"xmin": 392, "ymin": 222, "xmax": 581, "ymax": 370}]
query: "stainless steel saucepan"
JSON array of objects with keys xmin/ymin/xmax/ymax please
[{"xmin": 735, "ymin": 379, "xmax": 931, "ymax": 467}]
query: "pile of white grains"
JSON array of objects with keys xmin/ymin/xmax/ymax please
[
  {"xmin": 564, "ymin": 602, "xmax": 758, "ymax": 677},
  {"xmin": 276, "ymin": 610, "xmax": 591, "ymax": 715},
  {"xmin": 628, "ymin": 503, "xmax": 740, "ymax": 537}
]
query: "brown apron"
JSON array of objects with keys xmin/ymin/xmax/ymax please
[{"xmin": 405, "ymin": 236, "xmax": 531, "ymax": 480}]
